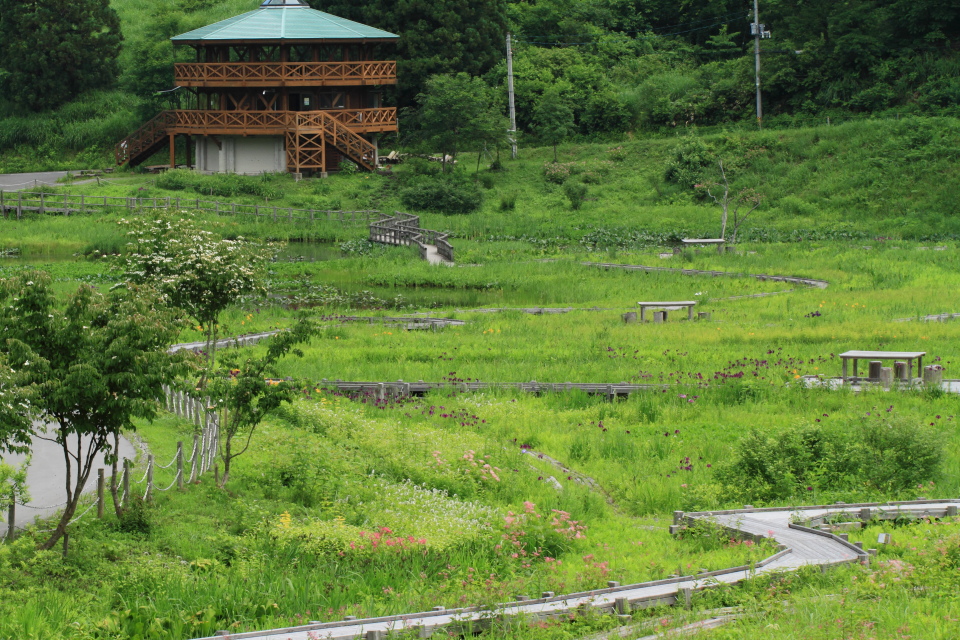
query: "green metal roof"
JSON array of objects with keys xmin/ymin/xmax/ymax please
[{"xmin": 171, "ymin": 5, "xmax": 399, "ymax": 43}]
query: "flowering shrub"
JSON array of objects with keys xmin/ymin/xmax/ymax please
[
  {"xmin": 543, "ymin": 162, "xmax": 572, "ymax": 184},
  {"xmin": 497, "ymin": 501, "xmax": 586, "ymax": 560}
]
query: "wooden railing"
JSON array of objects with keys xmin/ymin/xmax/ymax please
[
  {"xmin": 115, "ymin": 111, "xmax": 177, "ymax": 165},
  {"xmin": 169, "ymin": 109, "xmax": 397, "ymax": 134},
  {"xmin": 296, "ymin": 112, "xmax": 377, "ymax": 171},
  {"xmin": 175, "ymin": 61, "xmax": 397, "ymax": 86},
  {"xmin": 0, "ymin": 190, "xmax": 378, "ymax": 225},
  {"xmin": 115, "ymin": 108, "xmax": 397, "ymax": 166},
  {"xmin": 369, "ymin": 211, "xmax": 454, "ymax": 263}
]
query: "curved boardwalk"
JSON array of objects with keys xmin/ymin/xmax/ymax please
[
  {"xmin": 584, "ymin": 262, "xmax": 830, "ymax": 289},
  {"xmin": 187, "ymin": 499, "xmax": 958, "ymax": 640}
]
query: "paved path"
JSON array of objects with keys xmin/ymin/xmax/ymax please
[
  {"xmin": 188, "ymin": 499, "xmax": 954, "ymax": 640},
  {"xmin": 0, "ymin": 425, "xmax": 134, "ymax": 537},
  {"xmin": 0, "ymin": 171, "xmax": 70, "ymax": 191}
]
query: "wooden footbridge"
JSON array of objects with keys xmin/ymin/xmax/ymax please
[
  {"xmin": 189, "ymin": 499, "xmax": 958, "ymax": 640},
  {"xmin": 369, "ymin": 211, "xmax": 454, "ymax": 265}
]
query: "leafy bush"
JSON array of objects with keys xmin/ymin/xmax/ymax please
[
  {"xmin": 716, "ymin": 417, "xmax": 942, "ymax": 503},
  {"xmin": 399, "ymin": 174, "xmax": 482, "ymax": 214},
  {"xmin": 543, "ymin": 162, "xmax": 572, "ymax": 184},
  {"xmin": 338, "ymin": 160, "xmax": 359, "ymax": 175},
  {"xmin": 664, "ymin": 138, "xmax": 712, "ymax": 188},
  {"xmin": 563, "ymin": 182, "xmax": 588, "ymax": 210},
  {"xmin": 155, "ymin": 169, "xmax": 285, "ymax": 200},
  {"xmin": 116, "ymin": 495, "xmax": 152, "ymax": 535}
]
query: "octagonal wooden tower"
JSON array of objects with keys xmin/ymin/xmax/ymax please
[{"xmin": 116, "ymin": 0, "xmax": 398, "ymax": 175}]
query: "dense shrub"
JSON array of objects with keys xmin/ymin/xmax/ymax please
[
  {"xmin": 715, "ymin": 417, "xmax": 942, "ymax": 503},
  {"xmin": 155, "ymin": 169, "xmax": 285, "ymax": 200},
  {"xmin": 564, "ymin": 181, "xmax": 588, "ymax": 210},
  {"xmin": 664, "ymin": 138, "xmax": 712, "ymax": 188},
  {"xmin": 399, "ymin": 175, "xmax": 482, "ymax": 214}
]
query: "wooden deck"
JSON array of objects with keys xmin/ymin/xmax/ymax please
[
  {"xmin": 174, "ymin": 61, "xmax": 397, "ymax": 87},
  {"xmin": 186, "ymin": 499, "xmax": 958, "ymax": 640}
]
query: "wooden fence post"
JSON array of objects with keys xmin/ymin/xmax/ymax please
[
  {"xmin": 97, "ymin": 469, "xmax": 104, "ymax": 519},
  {"xmin": 199, "ymin": 429, "xmax": 207, "ymax": 475},
  {"xmin": 190, "ymin": 434, "xmax": 199, "ymax": 482},
  {"xmin": 176, "ymin": 441, "xmax": 184, "ymax": 490},
  {"xmin": 145, "ymin": 455, "xmax": 154, "ymax": 502},
  {"xmin": 122, "ymin": 459, "xmax": 131, "ymax": 507}
]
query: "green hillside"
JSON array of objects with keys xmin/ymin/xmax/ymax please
[{"xmin": 15, "ymin": 117, "xmax": 960, "ymax": 260}]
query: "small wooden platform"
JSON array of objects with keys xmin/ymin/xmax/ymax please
[
  {"xmin": 839, "ymin": 350, "xmax": 926, "ymax": 381},
  {"xmin": 637, "ymin": 301, "xmax": 697, "ymax": 322}
]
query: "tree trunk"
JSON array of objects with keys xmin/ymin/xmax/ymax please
[{"xmin": 553, "ymin": 143, "xmax": 558, "ymax": 163}]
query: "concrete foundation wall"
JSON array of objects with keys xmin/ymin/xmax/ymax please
[{"xmin": 195, "ymin": 135, "xmax": 286, "ymax": 174}]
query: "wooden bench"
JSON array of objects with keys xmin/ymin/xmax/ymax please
[
  {"xmin": 637, "ymin": 301, "xmax": 697, "ymax": 322},
  {"xmin": 839, "ymin": 350, "xmax": 926, "ymax": 382}
]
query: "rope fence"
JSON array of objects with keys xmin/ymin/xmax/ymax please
[{"xmin": 3, "ymin": 391, "xmax": 219, "ymax": 541}]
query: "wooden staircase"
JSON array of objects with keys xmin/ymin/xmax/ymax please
[
  {"xmin": 115, "ymin": 111, "xmax": 176, "ymax": 167},
  {"xmin": 285, "ymin": 111, "xmax": 376, "ymax": 173}
]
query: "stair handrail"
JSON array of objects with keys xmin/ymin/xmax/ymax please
[{"xmin": 115, "ymin": 111, "xmax": 177, "ymax": 166}]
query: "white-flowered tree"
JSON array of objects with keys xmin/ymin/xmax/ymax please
[{"xmin": 116, "ymin": 214, "xmax": 271, "ymax": 387}]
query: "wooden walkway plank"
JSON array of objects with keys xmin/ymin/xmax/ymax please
[{"xmin": 185, "ymin": 499, "xmax": 959, "ymax": 640}]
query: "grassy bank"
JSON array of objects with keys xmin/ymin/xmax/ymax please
[{"xmin": 8, "ymin": 116, "xmax": 960, "ymax": 251}]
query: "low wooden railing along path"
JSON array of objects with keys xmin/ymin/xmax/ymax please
[
  {"xmin": 188, "ymin": 498, "xmax": 958, "ymax": 640},
  {"xmin": 369, "ymin": 211, "xmax": 454, "ymax": 265},
  {"xmin": 0, "ymin": 189, "xmax": 378, "ymax": 225}
]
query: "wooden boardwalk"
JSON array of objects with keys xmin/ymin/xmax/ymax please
[
  {"xmin": 369, "ymin": 212, "xmax": 454, "ymax": 265},
  {"xmin": 187, "ymin": 499, "xmax": 957, "ymax": 640},
  {"xmin": 584, "ymin": 262, "xmax": 830, "ymax": 289}
]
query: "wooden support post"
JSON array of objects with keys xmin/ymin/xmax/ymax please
[
  {"xmin": 176, "ymin": 441, "xmax": 184, "ymax": 490},
  {"xmin": 122, "ymin": 459, "xmax": 131, "ymax": 507},
  {"xmin": 97, "ymin": 469, "xmax": 104, "ymax": 519},
  {"xmin": 678, "ymin": 587, "xmax": 692, "ymax": 609},
  {"xmin": 169, "ymin": 134, "xmax": 176, "ymax": 168},
  {"xmin": 199, "ymin": 428, "xmax": 207, "ymax": 474},
  {"xmin": 190, "ymin": 434, "xmax": 199, "ymax": 482},
  {"xmin": 880, "ymin": 367, "xmax": 893, "ymax": 389},
  {"xmin": 622, "ymin": 312, "xmax": 637, "ymax": 324},
  {"xmin": 145, "ymin": 455, "xmax": 154, "ymax": 501},
  {"xmin": 688, "ymin": 305, "xmax": 694, "ymax": 320},
  {"xmin": 868, "ymin": 361, "xmax": 882, "ymax": 380}
]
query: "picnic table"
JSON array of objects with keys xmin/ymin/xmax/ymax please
[
  {"xmin": 839, "ymin": 350, "xmax": 926, "ymax": 381},
  {"xmin": 637, "ymin": 301, "xmax": 697, "ymax": 322},
  {"xmin": 681, "ymin": 238, "xmax": 726, "ymax": 254}
]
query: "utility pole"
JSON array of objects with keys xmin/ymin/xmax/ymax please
[
  {"xmin": 506, "ymin": 33, "xmax": 518, "ymax": 159},
  {"xmin": 751, "ymin": 0, "xmax": 771, "ymax": 129}
]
